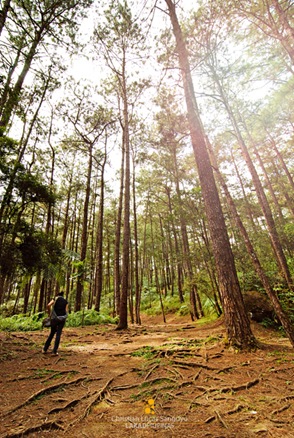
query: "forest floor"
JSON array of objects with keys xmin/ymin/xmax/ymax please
[{"xmin": 0, "ymin": 314, "xmax": 294, "ymax": 438}]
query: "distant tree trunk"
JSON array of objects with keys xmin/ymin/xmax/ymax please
[
  {"xmin": 75, "ymin": 143, "xmax": 93, "ymax": 311},
  {"xmin": 155, "ymin": 263, "xmax": 166, "ymax": 323},
  {"xmin": 270, "ymin": 0, "xmax": 294, "ymax": 63},
  {"xmin": 245, "ymin": 128, "xmax": 284, "ymax": 222},
  {"xmin": 270, "ymin": 138, "xmax": 294, "ymax": 191},
  {"xmin": 269, "ymin": 157, "xmax": 294, "ymax": 218},
  {"xmin": 209, "ymin": 142, "xmax": 294, "ymax": 347},
  {"xmin": 165, "ymin": 0, "xmax": 256, "ymax": 349},
  {"xmin": 0, "ymin": 30, "xmax": 43, "ymax": 128},
  {"xmin": 38, "ymin": 278, "xmax": 47, "ymax": 313},
  {"xmin": 211, "ymin": 67, "xmax": 293, "ymax": 291},
  {"xmin": 61, "ymin": 173, "xmax": 73, "ymax": 249},
  {"xmin": 94, "ymin": 146, "xmax": 107, "ymax": 312},
  {"xmin": 230, "ymin": 152, "xmax": 259, "ymax": 234},
  {"xmin": 114, "ymin": 143, "xmax": 124, "ymax": 316},
  {"xmin": 0, "ymin": 42, "xmax": 23, "ymax": 120},
  {"xmin": 171, "ymin": 139, "xmax": 202, "ymax": 317},
  {"xmin": 129, "ymin": 238, "xmax": 134, "ymax": 324},
  {"xmin": 0, "ymin": 70, "xmax": 52, "ymax": 256},
  {"xmin": 166, "ymin": 186, "xmax": 185, "ymax": 303},
  {"xmin": 132, "ymin": 153, "xmax": 141, "ymax": 324}
]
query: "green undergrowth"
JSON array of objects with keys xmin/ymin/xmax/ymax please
[
  {"xmin": 141, "ymin": 291, "xmax": 218, "ymax": 319},
  {"xmin": 131, "ymin": 335, "xmax": 222, "ymax": 359},
  {"xmin": 0, "ymin": 309, "xmax": 118, "ymax": 332}
]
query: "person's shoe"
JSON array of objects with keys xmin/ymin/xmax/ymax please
[
  {"xmin": 52, "ymin": 351, "xmax": 59, "ymax": 356},
  {"xmin": 42, "ymin": 349, "xmax": 47, "ymax": 354}
]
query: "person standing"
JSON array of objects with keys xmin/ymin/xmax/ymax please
[{"xmin": 43, "ymin": 291, "xmax": 68, "ymax": 356}]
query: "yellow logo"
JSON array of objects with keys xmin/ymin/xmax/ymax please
[{"xmin": 144, "ymin": 399, "xmax": 155, "ymax": 415}]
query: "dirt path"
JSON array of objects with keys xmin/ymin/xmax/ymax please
[{"xmin": 0, "ymin": 315, "xmax": 294, "ymax": 438}]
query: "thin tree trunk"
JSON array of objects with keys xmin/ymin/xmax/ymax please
[
  {"xmin": 114, "ymin": 142, "xmax": 124, "ymax": 316},
  {"xmin": 166, "ymin": 186, "xmax": 185, "ymax": 303},
  {"xmin": 94, "ymin": 146, "xmax": 107, "ymax": 312},
  {"xmin": 132, "ymin": 153, "xmax": 141, "ymax": 324},
  {"xmin": 230, "ymin": 152, "xmax": 259, "ymax": 234},
  {"xmin": 75, "ymin": 143, "xmax": 93, "ymax": 311}
]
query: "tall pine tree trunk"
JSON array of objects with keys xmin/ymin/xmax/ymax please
[
  {"xmin": 165, "ymin": 0, "xmax": 256, "ymax": 349},
  {"xmin": 117, "ymin": 63, "xmax": 131, "ymax": 329}
]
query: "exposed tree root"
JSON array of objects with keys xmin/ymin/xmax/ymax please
[
  {"xmin": 65, "ymin": 376, "xmax": 115, "ymax": 430},
  {"xmin": 164, "ymin": 366, "xmax": 184, "ymax": 380},
  {"xmin": 203, "ymin": 377, "xmax": 260, "ymax": 394},
  {"xmin": 218, "ymin": 378, "xmax": 260, "ymax": 393},
  {"xmin": 214, "ymin": 409, "xmax": 228, "ymax": 428},
  {"xmin": 7, "ymin": 369, "xmax": 79, "ymax": 383},
  {"xmin": 143, "ymin": 362, "xmax": 160, "ymax": 380},
  {"xmin": 3, "ymin": 420, "xmax": 63, "ymax": 437},
  {"xmin": 48, "ymin": 397, "xmax": 85, "ymax": 414},
  {"xmin": 1, "ymin": 376, "xmax": 101, "ymax": 417},
  {"xmin": 205, "ymin": 404, "xmax": 245, "ymax": 424},
  {"xmin": 172, "ymin": 359, "xmax": 218, "ymax": 370},
  {"xmin": 192, "ymin": 369, "xmax": 202, "ymax": 380},
  {"xmin": 270, "ymin": 404, "xmax": 291, "ymax": 416},
  {"xmin": 216, "ymin": 366, "xmax": 235, "ymax": 374},
  {"xmin": 226, "ymin": 404, "xmax": 245, "ymax": 415}
]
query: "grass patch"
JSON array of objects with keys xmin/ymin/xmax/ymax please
[{"xmin": 131, "ymin": 346, "xmax": 157, "ymax": 359}]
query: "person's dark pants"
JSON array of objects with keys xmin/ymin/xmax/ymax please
[{"xmin": 44, "ymin": 320, "xmax": 65, "ymax": 353}]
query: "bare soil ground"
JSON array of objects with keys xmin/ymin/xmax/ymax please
[{"xmin": 0, "ymin": 315, "xmax": 294, "ymax": 438}]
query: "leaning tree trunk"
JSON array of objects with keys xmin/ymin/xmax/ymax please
[
  {"xmin": 165, "ymin": 0, "xmax": 256, "ymax": 349},
  {"xmin": 209, "ymin": 143, "xmax": 294, "ymax": 347},
  {"xmin": 211, "ymin": 67, "xmax": 293, "ymax": 291}
]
